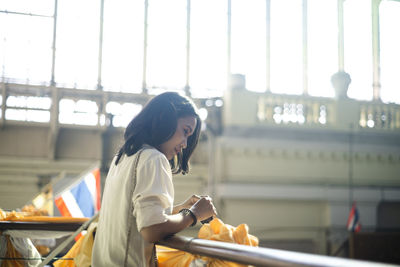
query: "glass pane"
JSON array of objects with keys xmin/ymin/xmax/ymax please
[
  {"xmin": 146, "ymin": 0, "xmax": 186, "ymax": 93},
  {"xmin": 105, "ymin": 101, "xmax": 142, "ymax": 127},
  {"xmin": 75, "ymin": 100, "xmax": 98, "ymax": 113},
  {"xmin": 380, "ymin": 0, "xmax": 400, "ymax": 104},
  {"xmin": 59, "ymin": 98, "xmax": 98, "ymax": 126},
  {"xmin": 0, "ymin": 13, "xmax": 53, "ymax": 84},
  {"xmin": 59, "ymin": 99, "xmax": 74, "ymax": 113},
  {"xmin": 26, "ymin": 96, "xmax": 51, "ymax": 109},
  {"xmin": 102, "ymin": 0, "xmax": 144, "ymax": 93},
  {"xmin": 5, "ymin": 106, "xmax": 50, "ymax": 123},
  {"xmin": 308, "ymin": 0, "xmax": 338, "ymax": 98},
  {"xmin": 6, "ymin": 95, "xmax": 51, "ymax": 109},
  {"xmin": 1, "ymin": 0, "xmax": 54, "ymax": 16},
  {"xmin": 73, "ymin": 113, "xmax": 98, "ymax": 126},
  {"xmin": 6, "ymin": 96, "xmax": 26, "ymax": 107},
  {"xmin": 231, "ymin": 0, "xmax": 266, "ymax": 93},
  {"xmin": 190, "ymin": 0, "xmax": 226, "ymax": 98},
  {"xmin": 343, "ymin": 0, "xmax": 373, "ymax": 101},
  {"xmin": 105, "ymin": 101, "xmax": 121, "ymax": 114},
  {"xmin": 113, "ymin": 103, "xmax": 142, "ymax": 127},
  {"xmin": 26, "ymin": 110, "xmax": 50, "ymax": 122},
  {"xmin": 5, "ymin": 108, "xmax": 26, "ymax": 121},
  {"xmin": 55, "ymin": 0, "xmax": 100, "ymax": 89},
  {"xmin": 270, "ymin": 0, "xmax": 303, "ymax": 95}
]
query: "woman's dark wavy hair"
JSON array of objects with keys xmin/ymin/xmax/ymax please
[{"xmin": 115, "ymin": 92, "xmax": 201, "ymax": 175}]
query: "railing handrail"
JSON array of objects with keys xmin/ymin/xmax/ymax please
[{"xmin": 158, "ymin": 235, "xmax": 400, "ymax": 267}]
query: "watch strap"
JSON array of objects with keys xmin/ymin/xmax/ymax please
[{"xmin": 179, "ymin": 208, "xmax": 197, "ymax": 227}]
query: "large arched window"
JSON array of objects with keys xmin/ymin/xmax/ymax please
[{"xmin": 1, "ymin": 0, "xmax": 400, "ymax": 103}]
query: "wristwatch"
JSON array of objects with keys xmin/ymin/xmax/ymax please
[{"xmin": 179, "ymin": 208, "xmax": 197, "ymax": 227}]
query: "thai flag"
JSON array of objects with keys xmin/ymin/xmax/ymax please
[
  {"xmin": 55, "ymin": 168, "xmax": 101, "ymax": 218},
  {"xmin": 347, "ymin": 202, "xmax": 361, "ymax": 232}
]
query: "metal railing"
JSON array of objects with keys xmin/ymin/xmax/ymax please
[{"xmin": 158, "ymin": 235, "xmax": 400, "ymax": 267}]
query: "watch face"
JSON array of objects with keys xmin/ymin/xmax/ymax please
[
  {"xmin": 181, "ymin": 209, "xmax": 190, "ymax": 216},
  {"xmin": 180, "ymin": 209, "xmax": 196, "ymax": 226}
]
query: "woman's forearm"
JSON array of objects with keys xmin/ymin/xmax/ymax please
[
  {"xmin": 172, "ymin": 204, "xmax": 183, "ymax": 214},
  {"xmin": 142, "ymin": 196, "xmax": 217, "ymax": 243},
  {"xmin": 172, "ymin": 195, "xmax": 203, "ymax": 214},
  {"xmin": 140, "ymin": 212, "xmax": 194, "ymax": 243}
]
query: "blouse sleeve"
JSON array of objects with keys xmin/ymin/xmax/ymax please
[{"xmin": 132, "ymin": 152, "xmax": 174, "ymax": 231}]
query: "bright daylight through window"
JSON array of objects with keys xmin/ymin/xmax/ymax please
[{"xmin": 0, "ymin": 0, "xmax": 399, "ymax": 125}]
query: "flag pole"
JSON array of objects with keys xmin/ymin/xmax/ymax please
[{"xmin": 348, "ymin": 123, "xmax": 354, "ymax": 210}]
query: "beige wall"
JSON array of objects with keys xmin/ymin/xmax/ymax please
[{"xmin": 1, "ymin": 86, "xmax": 400, "ymax": 255}]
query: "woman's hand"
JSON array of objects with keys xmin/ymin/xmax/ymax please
[
  {"xmin": 141, "ymin": 195, "xmax": 217, "ymax": 243},
  {"xmin": 189, "ymin": 196, "xmax": 217, "ymax": 222},
  {"xmin": 173, "ymin": 194, "xmax": 201, "ymax": 214}
]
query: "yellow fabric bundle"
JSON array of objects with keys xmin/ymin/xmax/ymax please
[
  {"xmin": 53, "ymin": 222, "xmax": 97, "ymax": 267},
  {"xmin": 53, "ymin": 235, "xmax": 84, "ymax": 267},
  {"xmin": 1, "ymin": 236, "xmax": 24, "ymax": 267},
  {"xmin": 157, "ymin": 218, "xmax": 259, "ymax": 267},
  {"xmin": 0, "ymin": 208, "xmax": 7, "ymax": 220},
  {"xmin": 157, "ymin": 246, "xmax": 196, "ymax": 266}
]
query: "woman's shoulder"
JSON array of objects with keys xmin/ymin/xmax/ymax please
[
  {"xmin": 140, "ymin": 145, "xmax": 169, "ymax": 164},
  {"xmin": 138, "ymin": 145, "xmax": 172, "ymax": 175}
]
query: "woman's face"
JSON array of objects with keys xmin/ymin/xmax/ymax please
[{"xmin": 159, "ymin": 115, "xmax": 197, "ymax": 160}]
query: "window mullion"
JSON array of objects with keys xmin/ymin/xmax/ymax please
[
  {"xmin": 303, "ymin": 0, "xmax": 308, "ymax": 95},
  {"xmin": 266, "ymin": 0, "xmax": 271, "ymax": 92},
  {"xmin": 185, "ymin": 0, "xmax": 191, "ymax": 97},
  {"xmin": 142, "ymin": 0, "xmax": 149, "ymax": 94},
  {"xmin": 50, "ymin": 0, "xmax": 58, "ymax": 86},
  {"xmin": 372, "ymin": 0, "xmax": 381, "ymax": 101},
  {"xmin": 97, "ymin": 0, "xmax": 105, "ymax": 91}
]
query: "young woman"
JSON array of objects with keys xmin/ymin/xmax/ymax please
[{"xmin": 92, "ymin": 92, "xmax": 217, "ymax": 266}]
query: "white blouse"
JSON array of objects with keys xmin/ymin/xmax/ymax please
[{"xmin": 92, "ymin": 145, "xmax": 174, "ymax": 267}]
